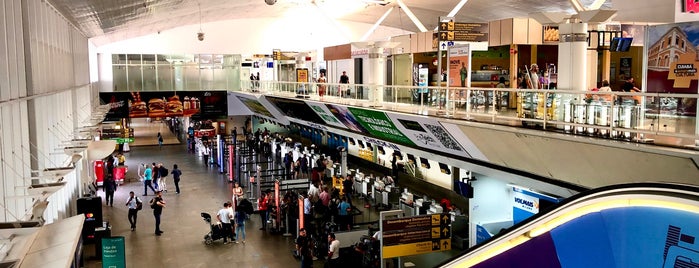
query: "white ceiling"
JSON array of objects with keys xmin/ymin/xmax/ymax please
[{"xmin": 48, "ymin": 0, "xmax": 612, "ymax": 46}]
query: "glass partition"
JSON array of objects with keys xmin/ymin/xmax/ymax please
[{"xmin": 110, "ymin": 53, "xmax": 241, "ymax": 91}]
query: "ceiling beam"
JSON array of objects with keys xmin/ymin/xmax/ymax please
[
  {"xmin": 568, "ymin": 0, "xmax": 586, "ymax": 12},
  {"xmin": 396, "ymin": 0, "xmax": 428, "ymax": 32},
  {"xmin": 360, "ymin": 6, "xmax": 395, "ymax": 41},
  {"xmin": 587, "ymin": 0, "xmax": 608, "ymax": 10},
  {"xmin": 447, "ymin": 0, "xmax": 470, "ymax": 17}
]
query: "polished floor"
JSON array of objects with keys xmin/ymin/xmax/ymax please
[
  {"xmin": 83, "ymin": 126, "xmax": 462, "ymax": 268},
  {"xmin": 84, "ymin": 143, "xmax": 304, "ymax": 268}
]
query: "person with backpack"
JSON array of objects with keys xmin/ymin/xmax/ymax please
[
  {"xmin": 150, "ymin": 191, "xmax": 166, "ymax": 236},
  {"xmin": 152, "ymin": 162, "xmax": 160, "ymax": 190},
  {"xmin": 158, "ymin": 162, "xmax": 169, "ymax": 192},
  {"xmin": 125, "ymin": 191, "xmax": 142, "ymax": 231}
]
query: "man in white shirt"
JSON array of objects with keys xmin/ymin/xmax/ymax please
[
  {"xmin": 216, "ymin": 202, "xmax": 234, "ymax": 244},
  {"xmin": 327, "ymin": 233, "xmax": 340, "ymax": 266}
]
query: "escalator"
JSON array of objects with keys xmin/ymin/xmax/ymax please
[{"xmin": 439, "ymin": 183, "xmax": 699, "ymax": 268}]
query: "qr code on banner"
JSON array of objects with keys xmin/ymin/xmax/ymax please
[{"xmin": 424, "ymin": 124, "xmax": 462, "ymax": 151}]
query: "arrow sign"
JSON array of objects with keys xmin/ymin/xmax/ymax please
[
  {"xmin": 442, "ymin": 240, "xmax": 450, "ymax": 248},
  {"xmin": 441, "ymin": 227, "xmax": 450, "ymax": 238},
  {"xmin": 441, "ymin": 214, "xmax": 451, "ymax": 224},
  {"xmin": 441, "ymin": 22, "xmax": 448, "ymax": 30},
  {"xmin": 441, "ymin": 43, "xmax": 446, "ymax": 50},
  {"xmin": 441, "ymin": 32, "xmax": 446, "ymax": 39}
]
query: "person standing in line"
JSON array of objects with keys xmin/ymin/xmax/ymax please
[
  {"xmin": 339, "ymin": 71, "xmax": 350, "ymax": 97},
  {"xmin": 327, "ymin": 233, "xmax": 340, "ymax": 266},
  {"xmin": 143, "ymin": 164, "xmax": 156, "ymax": 196},
  {"xmin": 125, "ymin": 191, "xmax": 141, "ymax": 231},
  {"xmin": 157, "ymin": 132, "xmax": 163, "ymax": 149},
  {"xmin": 258, "ymin": 192, "xmax": 269, "ymax": 230},
  {"xmin": 296, "ymin": 228, "xmax": 312, "ymax": 268},
  {"xmin": 234, "ymin": 208, "xmax": 247, "ymax": 244},
  {"xmin": 104, "ymin": 174, "xmax": 117, "ymax": 207},
  {"xmin": 151, "ymin": 191, "xmax": 165, "ymax": 236},
  {"xmin": 171, "ymin": 164, "xmax": 182, "ymax": 194},
  {"xmin": 217, "ymin": 202, "xmax": 234, "ymax": 244},
  {"xmin": 158, "ymin": 162, "xmax": 168, "ymax": 192}
]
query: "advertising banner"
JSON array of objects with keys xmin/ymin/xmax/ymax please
[
  {"xmin": 647, "ymin": 22, "xmax": 699, "ymax": 94},
  {"xmin": 386, "ymin": 112, "xmax": 465, "ymax": 156},
  {"xmin": 231, "ymin": 93, "xmax": 290, "ymax": 125},
  {"xmin": 305, "ymin": 102, "xmax": 348, "ymax": 129},
  {"xmin": 448, "ymin": 44, "xmax": 470, "ymax": 88},
  {"xmin": 346, "ymin": 107, "xmax": 416, "ymax": 146},
  {"xmin": 267, "ymin": 97, "xmax": 326, "ymax": 124},
  {"xmin": 325, "ymin": 104, "xmax": 370, "ymax": 134},
  {"xmin": 100, "ymin": 91, "xmax": 228, "ymax": 119}
]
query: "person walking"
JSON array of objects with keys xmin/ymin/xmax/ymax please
[
  {"xmin": 104, "ymin": 174, "xmax": 117, "ymax": 207},
  {"xmin": 234, "ymin": 208, "xmax": 247, "ymax": 244},
  {"xmin": 158, "ymin": 163, "xmax": 168, "ymax": 192},
  {"xmin": 150, "ymin": 191, "xmax": 165, "ymax": 235},
  {"xmin": 318, "ymin": 72, "xmax": 327, "ymax": 99},
  {"xmin": 203, "ymin": 145, "xmax": 210, "ymax": 167},
  {"xmin": 125, "ymin": 191, "xmax": 142, "ymax": 231},
  {"xmin": 217, "ymin": 202, "xmax": 234, "ymax": 244},
  {"xmin": 152, "ymin": 162, "xmax": 161, "ymax": 190},
  {"xmin": 157, "ymin": 132, "xmax": 163, "ymax": 149},
  {"xmin": 143, "ymin": 164, "xmax": 157, "ymax": 196},
  {"xmin": 171, "ymin": 164, "xmax": 182, "ymax": 194},
  {"xmin": 327, "ymin": 233, "xmax": 340, "ymax": 266}
]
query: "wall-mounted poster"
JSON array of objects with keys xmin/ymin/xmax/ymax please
[
  {"xmin": 621, "ymin": 24, "xmax": 646, "ymax": 46},
  {"xmin": 386, "ymin": 112, "xmax": 466, "ymax": 157},
  {"xmin": 646, "ymin": 22, "xmax": 699, "ymax": 99}
]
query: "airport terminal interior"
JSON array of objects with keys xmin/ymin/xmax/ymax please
[{"xmin": 1, "ymin": 0, "xmax": 699, "ymax": 267}]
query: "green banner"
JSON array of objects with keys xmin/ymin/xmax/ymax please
[
  {"xmin": 347, "ymin": 107, "xmax": 415, "ymax": 146},
  {"xmin": 102, "ymin": 236, "xmax": 126, "ymax": 268}
]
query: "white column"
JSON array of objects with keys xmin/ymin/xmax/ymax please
[
  {"xmin": 367, "ymin": 47, "xmax": 386, "ymax": 104},
  {"xmin": 557, "ymin": 22, "xmax": 588, "ymax": 92}
]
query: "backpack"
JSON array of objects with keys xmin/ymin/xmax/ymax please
[
  {"xmin": 136, "ymin": 197, "xmax": 143, "ymax": 211},
  {"xmin": 161, "ymin": 167, "xmax": 169, "ymax": 177},
  {"xmin": 150, "ymin": 198, "xmax": 158, "ymax": 209}
]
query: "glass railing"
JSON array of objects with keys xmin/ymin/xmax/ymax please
[{"xmin": 238, "ymin": 80, "xmax": 699, "ymax": 148}]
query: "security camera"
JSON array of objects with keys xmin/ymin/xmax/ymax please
[
  {"xmin": 265, "ymin": 0, "xmax": 276, "ymax": 5},
  {"xmin": 197, "ymin": 32, "xmax": 204, "ymax": 41}
]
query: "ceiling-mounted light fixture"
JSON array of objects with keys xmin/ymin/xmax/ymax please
[{"xmin": 197, "ymin": 3, "xmax": 204, "ymax": 41}]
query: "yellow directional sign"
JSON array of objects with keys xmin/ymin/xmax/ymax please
[{"xmin": 383, "ymin": 239, "xmax": 452, "ymax": 259}]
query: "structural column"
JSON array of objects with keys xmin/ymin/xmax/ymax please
[
  {"xmin": 557, "ymin": 21, "xmax": 588, "ymax": 92},
  {"xmin": 367, "ymin": 47, "xmax": 386, "ymax": 104}
]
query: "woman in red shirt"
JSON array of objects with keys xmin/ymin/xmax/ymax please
[{"xmin": 258, "ymin": 192, "xmax": 269, "ymax": 230}]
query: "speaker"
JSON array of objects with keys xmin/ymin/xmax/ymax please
[{"xmin": 77, "ymin": 196, "xmax": 103, "ymax": 229}]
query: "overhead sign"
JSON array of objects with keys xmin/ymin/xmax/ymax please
[
  {"xmin": 438, "ymin": 19, "xmax": 488, "ymax": 42},
  {"xmin": 382, "ymin": 214, "xmax": 452, "ymax": 258}
]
